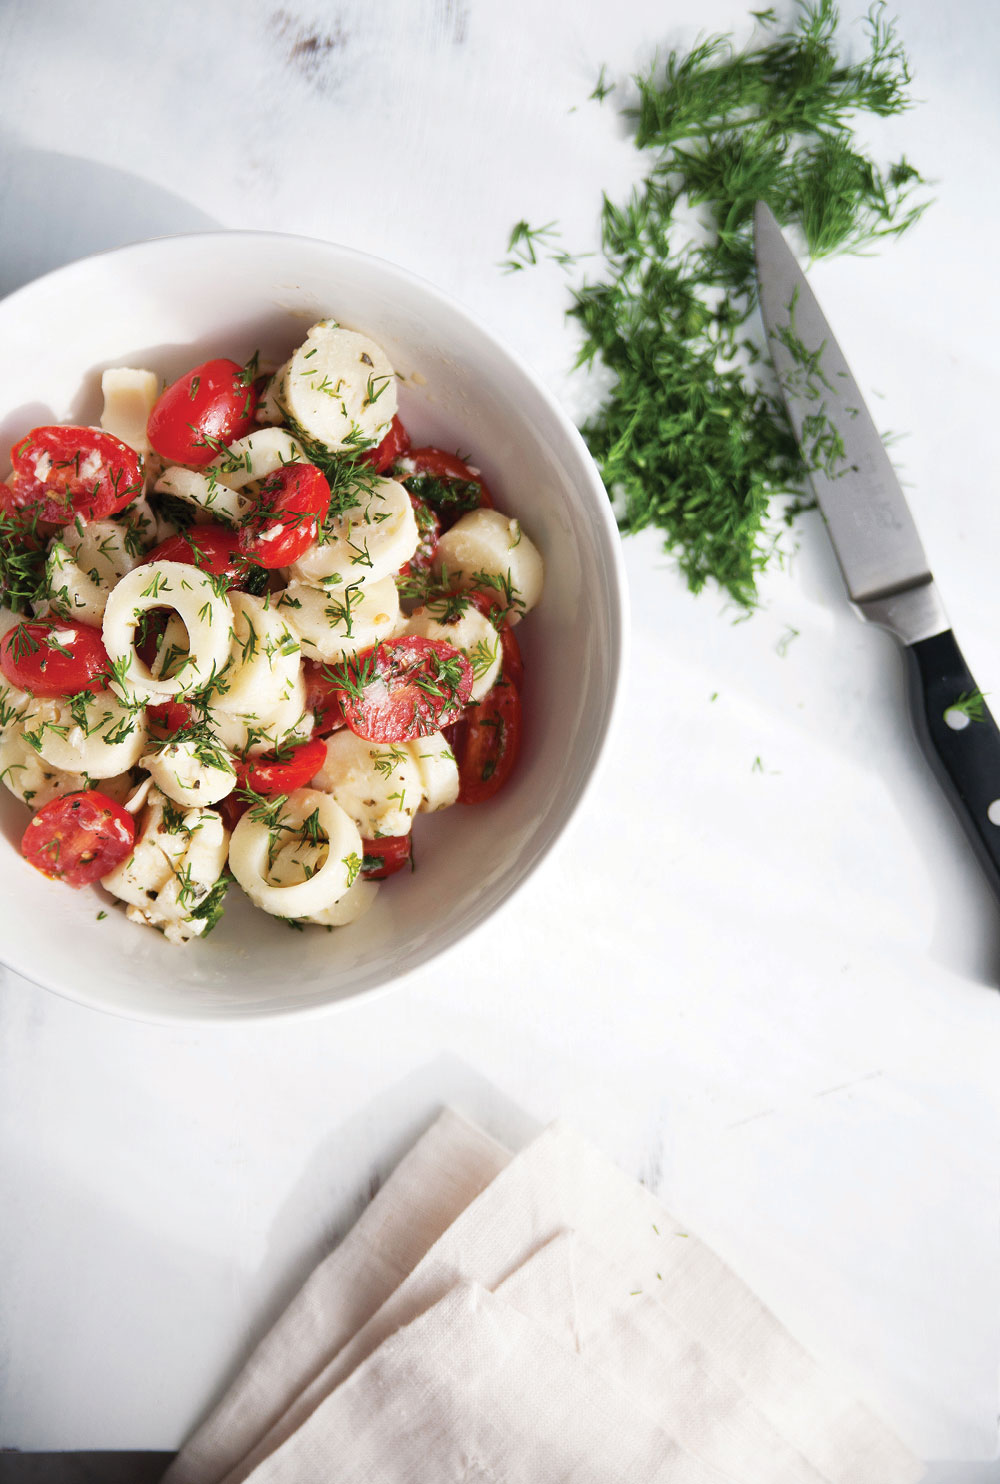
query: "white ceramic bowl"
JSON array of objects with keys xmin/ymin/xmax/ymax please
[{"xmin": 0, "ymin": 232, "xmax": 627, "ymax": 1023}]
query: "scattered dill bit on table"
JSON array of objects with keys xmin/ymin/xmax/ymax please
[
  {"xmin": 501, "ymin": 219, "xmax": 562, "ymax": 273},
  {"xmin": 507, "ymin": 0, "xmax": 927, "ymax": 608}
]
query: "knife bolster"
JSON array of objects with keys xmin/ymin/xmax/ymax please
[{"xmin": 857, "ymin": 580, "xmax": 949, "ymax": 645}]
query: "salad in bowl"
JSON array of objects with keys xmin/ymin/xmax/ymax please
[
  {"xmin": 0, "ymin": 318, "xmax": 543, "ymax": 946},
  {"xmin": 0, "ymin": 232, "xmax": 625, "ymax": 1021}
]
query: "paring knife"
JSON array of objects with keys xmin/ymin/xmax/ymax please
[{"xmin": 754, "ymin": 200, "xmax": 1000, "ymax": 900}]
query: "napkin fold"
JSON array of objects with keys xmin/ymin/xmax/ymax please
[
  {"xmin": 166, "ymin": 1109, "xmax": 510, "ymax": 1484},
  {"xmin": 246, "ymin": 1284, "xmax": 727, "ymax": 1484},
  {"xmin": 496, "ymin": 1231, "xmax": 828, "ymax": 1484},
  {"xmin": 168, "ymin": 1111, "xmax": 920, "ymax": 1484}
]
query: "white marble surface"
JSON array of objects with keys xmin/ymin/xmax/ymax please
[{"xmin": 0, "ymin": 0, "xmax": 998, "ymax": 1475}]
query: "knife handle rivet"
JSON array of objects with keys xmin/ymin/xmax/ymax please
[{"xmin": 986, "ymin": 801, "xmax": 1000, "ymax": 827}]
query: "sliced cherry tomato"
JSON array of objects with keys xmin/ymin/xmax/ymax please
[
  {"xmin": 399, "ymin": 447, "xmax": 493, "ymax": 529},
  {"xmin": 462, "ymin": 589, "xmax": 524, "ymax": 689},
  {"xmin": 361, "ymin": 834, "xmax": 411, "ymax": 879},
  {"xmin": 303, "ymin": 660, "xmax": 346, "ymax": 736},
  {"xmin": 335, "ymin": 636, "xmax": 473, "ymax": 743},
  {"xmin": 0, "ymin": 619, "xmax": 109, "ymax": 698},
  {"xmin": 445, "ymin": 674, "xmax": 522, "ymax": 805},
  {"xmin": 21, "ymin": 790, "xmax": 135, "ymax": 887},
  {"xmin": 498, "ymin": 625, "xmax": 523, "ymax": 691},
  {"xmin": 146, "ymin": 700, "xmax": 193, "ymax": 737},
  {"xmin": 0, "ymin": 483, "xmax": 49, "ymax": 541},
  {"xmin": 147, "ymin": 525, "xmax": 247, "ymax": 583},
  {"xmin": 8, "ymin": 426, "xmax": 142, "ymax": 525},
  {"xmin": 234, "ymin": 735, "xmax": 328, "ymax": 795},
  {"xmin": 399, "ymin": 494, "xmax": 441, "ymax": 579},
  {"xmin": 239, "ymin": 463, "xmax": 331, "ymax": 570},
  {"xmin": 147, "ymin": 357, "xmax": 259, "ymax": 467},
  {"xmin": 363, "ymin": 414, "xmax": 411, "ymax": 474}
]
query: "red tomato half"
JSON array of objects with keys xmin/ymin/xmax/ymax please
[
  {"xmin": 147, "ymin": 358, "xmax": 259, "ymax": 467},
  {"xmin": 147, "ymin": 525, "xmax": 247, "ymax": 583},
  {"xmin": 361, "ymin": 834, "xmax": 411, "ymax": 879},
  {"xmin": 400, "ymin": 447, "xmax": 494, "ymax": 528},
  {"xmin": 235, "ymin": 735, "xmax": 328, "ymax": 795},
  {"xmin": 0, "ymin": 620, "xmax": 109, "ymax": 698},
  {"xmin": 21, "ymin": 791, "xmax": 135, "ymax": 887},
  {"xmin": 446, "ymin": 674, "xmax": 522, "ymax": 805},
  {"xmin": 399, "ymin": 494, "xmax": 441, "ymax": 579},
  {"xmin": 364, "ymin": 414, "xmax": 411, "ymax": 474},
  {"xmin": 239, "ymin": 463, "xmax": 331, "ymax": 570},
  {"xmin": 498, "ymin": 625, "xmax": 523, "ymax": 691},
  {"xmin": 335, "ymin": 636, "xmax": 473, "ymax": 743},
  {"xmin": 8, "ymin": 426, "xmax": 143, "ymax": 525},
  {"xmin": 463, "ymin": 589, "xmax": 524, "ymax": 689},
  {"xmin": 303, "ymin": 660, "xmax": 346, "ymax": 736},
  {"xmin": 0, "ymin": 482, "xmax": 49, "ymax": 540},
  {"xmin": 146, "ymin": 700, "xmax": 193, "ymax": 737}
]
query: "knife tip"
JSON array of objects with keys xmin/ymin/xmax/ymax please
[{"xmin": 752, "ymin": 200, "xmax": 776, "ymax": 239}]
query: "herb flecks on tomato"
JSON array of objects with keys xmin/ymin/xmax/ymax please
[
  {"xmin": 239, "ymin": 463, "xmax": 331, "ymax": 570},
  {"xmin": 146, "ymin": 700, "xmax": 193, "ymax": 737},
  {"xmin": 147, "ymin": 357, "xmax": 259, "ymax": 467},
  {"xmin": 0, "ymin": 619, "xmax": 110, "ymax": 698},
  {"xmin": 8, "ymin": 426, "xmax": 143, "ymax": 525},
  {"xmin": 147, "ymin": 525, "xmax": 247, "ymax": 584},
  {"xmin": 235, "ymin": 736, "xmax": 327, "ymax": 796},
  {"xmin": 461, "ymin": 589, "xmax": 525, "ymax": 688},
  {"xmin": 398, "ymin": 448, "xmax": 493, "ymax": 530},
  {"xmin": 21, "ymin": 791, "xmax": 135, "ymax": 887},
  {"xmin": 446, "ymin": 673, "xmax": 522, "ymax": 804},
  {"xmin": 303, "ymin": 660, "xmax": 346, "ymax": 736},
  {"xmin": 399, "ymin": 494, "xmax": 441, "ymax": 579},
  {"xmin": 364, "ymin": 414, "xmax": 411, "ymax": 474},
  {"xmin": 361, "ymin": 833, "xmax": 411, "ymax": 879},
  {"xmin": 333, "ymin": 635, "xmax": 472, "ymax": 743}
]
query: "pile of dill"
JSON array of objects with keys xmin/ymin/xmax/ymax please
[{"xmin": 504, "ymin": 0, "xmax": 927, "ymax": 608}]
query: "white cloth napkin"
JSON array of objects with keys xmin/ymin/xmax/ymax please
[
  {"xmin": 247, "ymin": 1284, "xmax": 727, "ymax": 1484},
  {"xmin": 166, "ymin": 1109, "xmax": 511, "ymax": 1484},
  {"xmin": 496, "ymin": 1231, "xmax": 828, "ymax": 1484},
  {"xmin": 167, "ymin": 1112, "xmax": 919, "ymax": 1484}
]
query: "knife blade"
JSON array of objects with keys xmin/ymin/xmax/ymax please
[{"xmin": 754, "ymin": 200, "xmax": 1000, "ymax": 903}]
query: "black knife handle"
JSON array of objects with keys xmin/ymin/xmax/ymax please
[{"xmin": 905, "ymin": 629, "xmax": 1000, "ymax": 898}]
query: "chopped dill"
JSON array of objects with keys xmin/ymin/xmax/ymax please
[
  {"xmin": 0, "ymin": 510, "xmax": 47, "ymax": 614},
  {"xmin": 402, "ymin": 472, "xmax": 484, "ymax": 519},
  {"xmin": 504, "ymin": 0, "xmax": 927, "ymax": 607}
]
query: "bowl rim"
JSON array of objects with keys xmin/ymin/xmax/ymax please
[{"xmin": 0, "ymin": 228, "xmax": 630, "ymax": 1026}]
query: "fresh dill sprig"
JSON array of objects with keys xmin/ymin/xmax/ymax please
[
  {"xmin": 505, "ymin": 0, "xmax": 928, "ymax": 607},
  {"xmin": 402, "ymin": 472, "xmax": 484, "ymax": 519},
  {"xmin": 0, "ymin": 510, "xmax": 48, "ymax": 614},
  {"xmin": 283, "ymin": 417, "xmax": 381, "ymax": 524},
  {"xmin": 188, "ymin": 871, "xmax": 232, "ymax": 935}
]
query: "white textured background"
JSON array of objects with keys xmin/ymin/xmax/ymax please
[{"xmin": 0, "ymin": 1, "xmax": 998, "ymax": 1477}]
